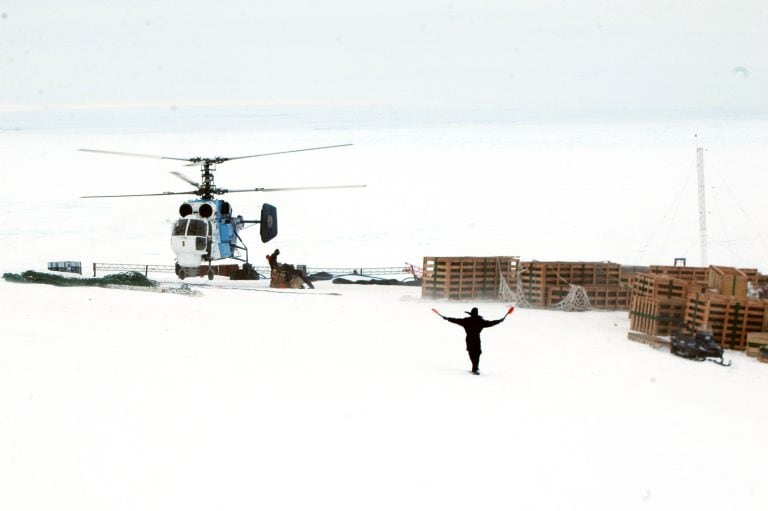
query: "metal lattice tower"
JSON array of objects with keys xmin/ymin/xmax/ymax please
[{"xmin": 697, "ymin": 146, "xmax": 708, "ymax": 266}]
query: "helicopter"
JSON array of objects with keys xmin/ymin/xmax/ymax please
[{"xmin": 80, "ymin": 144, "xmax": 363, "ymax": 280}]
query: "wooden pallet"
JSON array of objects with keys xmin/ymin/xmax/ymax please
[
  {"xmin": 519, "ymin": 261, "xmax": 621, "ymax": 287},
  {"xmin": 193, "ymin": 264, "xmax": 240, "ymax": 277},
  {"xmin": 627, "ymin": 331, "xmax": 670, "ymax": 350},
  {"xmin": 684, "ymin": 292, "xmax": 768, "ymax": 350},
  {"xmin": 547, "ymin": 285, "xmax": 631, "ymax": 310},
  {"xmin": 649, "ymin": 265, "xmax": 758, "ymax": 293},
  {"xmin": 746, "ymin": 332, "xmax": 768, "ymax": 357},
  {"xmin": 629, "ymin": 295, "xmax": 687, "ymax": 336},
  {"xmin": 516, "ymin": 261, "xmax": 622, "ymax": 307},
  {"xmin": 517, "ymin": 267, "xmax": 547, "ymax": 306},
  {"xmin": 631, "ymin": 273, "xmax": 700, "ymax": 301},
  {"xmin": 649, "ymin": 265, "xmax": 709, "ymax": 283},
  {"xmin": 421, "ymin": 256, "xmax": 519, "ymax": 300}
]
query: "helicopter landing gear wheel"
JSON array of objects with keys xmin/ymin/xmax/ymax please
[
  {"xmin": 207, "ymin": 269, "xmax": 214, "ymax": 280},
  {"xmin": 178, "ymin": 269, "xmax": 186, "ymax": 280}
]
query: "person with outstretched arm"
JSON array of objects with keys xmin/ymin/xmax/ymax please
[{"xmin": 434, "ymin": 306, "xmax": 513, "ymax": 375}]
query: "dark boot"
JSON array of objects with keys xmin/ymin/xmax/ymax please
[{"xmin": 469, "ymin": 352, "xmax": 480, "ymax": 374}]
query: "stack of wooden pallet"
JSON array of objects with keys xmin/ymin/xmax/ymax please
[
  {"xmin": 629, "ymin": 273, "xmax": 700, "ymax": 336},
  {"xmin": 517, "ymin": 261, "xmax": 630, "ymax": 310},
  {"xmin": 629, "ymin": 264, "xmax": 768, "ymax": 351},
  {"xmin": 684, "ymin": 291, "xmax": 767, "ymax": 350},
  {"xmin": 421, "ymin": 256, "xmax": 519, "ymax": 300}
]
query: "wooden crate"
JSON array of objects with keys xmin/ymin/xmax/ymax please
[
  {"xmin": 746, "ymin": 332, "xmax": 768, "ymax": 357},
  {"xmin": 739, "ymin": 268, "xmax": 759, "ymax": 284},
  {"xmin": 629, "ymin": 295, "xmax": 687, "ymax": 336},
  {"xmin": 684, "ymin": 292, "xmax": 768, "ymax": 350},
  {"xmin": 649, "ymin": 265, "xmax": 709, "ymax": 283},
  {"xmin": 421, "ymin": 256, "xmax": 519, "ymax": 300},
  {"xmin": 708, "ymin": 266, "xmax": 750, "ymax": 298},
  {"xmin": 547, "ymin": 285, "xmax": 631, "ymax": 310}
]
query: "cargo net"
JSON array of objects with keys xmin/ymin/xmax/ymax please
[
  {"xmin": 498, "ymin": 268, "xmax": 592, "ymax": 312},
  {"xmin": 3, "ymin": 270, "xmax": 202, "ymax": 296},
  {"xmin": 3, "ymin": 270, "xmax": 157, "ymax": 287},
  {"xmin": 551, "ymin": 284, "xmax": 592, "ymax": 312},
  {"xmin": 498, "ymin": 271, "xmax": 531, "ymax": 307}
]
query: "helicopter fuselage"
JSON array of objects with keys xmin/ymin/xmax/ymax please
[{"xmin": 171, "ymin": 199, "xmax": 241, "ymax": 272}]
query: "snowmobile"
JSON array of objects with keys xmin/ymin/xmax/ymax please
[{"xmin": 670, "ymin": 328, "xmax": 732, "ymax": 366}]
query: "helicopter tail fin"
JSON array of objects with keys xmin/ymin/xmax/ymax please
[{"xmin": 260, "ymin": 203, "xmax": 278, "ymax": 243}]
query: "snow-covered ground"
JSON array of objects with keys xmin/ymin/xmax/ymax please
[
  {"xmin": 1, "ymin": 274, "xmax": 767, "ymax": 510},
  {"xmin": 1, "ymin": 110, "xmax": 767, "ymax": 510}
]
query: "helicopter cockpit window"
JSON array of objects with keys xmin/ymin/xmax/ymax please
[
  {"xmin": 173, "ymin": 219, "xmax": 188, "ymax": 236},
  {"xmin": 188, "ymin": 219, "xmax": 208, "ymax": 237}
]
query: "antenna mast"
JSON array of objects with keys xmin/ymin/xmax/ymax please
[{"xmin": 696, "ymin": 144, "xmax": 708, "ymax": 266}]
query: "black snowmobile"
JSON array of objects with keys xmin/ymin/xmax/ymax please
[{"xmin": 670, "ymin": 328, "xmax": 732, "ymax": 366}]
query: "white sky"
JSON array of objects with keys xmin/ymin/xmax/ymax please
[{"xmin": 1, "ymin": 0, "xmax": 766, "ymax": 114}]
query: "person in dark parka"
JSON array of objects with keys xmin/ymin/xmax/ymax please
[{"xmin": 439, "ymin": 307, "xmax": 507, "ymax": 374}]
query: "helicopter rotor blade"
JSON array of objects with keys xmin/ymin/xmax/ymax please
[
  {"xmin": 81, "ymin": 191, "xmax": 197, "ymax": 198},
  {"xmin": 170, "ymin": 171, "xmax": 199, "ymax": 187},
  {"xmin": 224, "ymin": 144, "xmax": 353, "ymax": 161},
  {"xmin": 78, "ymin": 148, "xmax": 193, "ymax": 162},
  {"xmin": 222, "ymin": 184, "xmax": 367, "ymax": 193},
  {"xmin": 79, "ymin": 144, "xmax": 352, "ymax": 164}
]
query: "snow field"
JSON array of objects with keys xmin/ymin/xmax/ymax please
[{"xmin": 1, "ymin": 278, "xmax": 766, "ymax": 510}]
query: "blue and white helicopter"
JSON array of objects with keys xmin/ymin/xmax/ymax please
[{"xmin": 80, "ymin": 145, "xmax": 362, "ymax": 280}]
